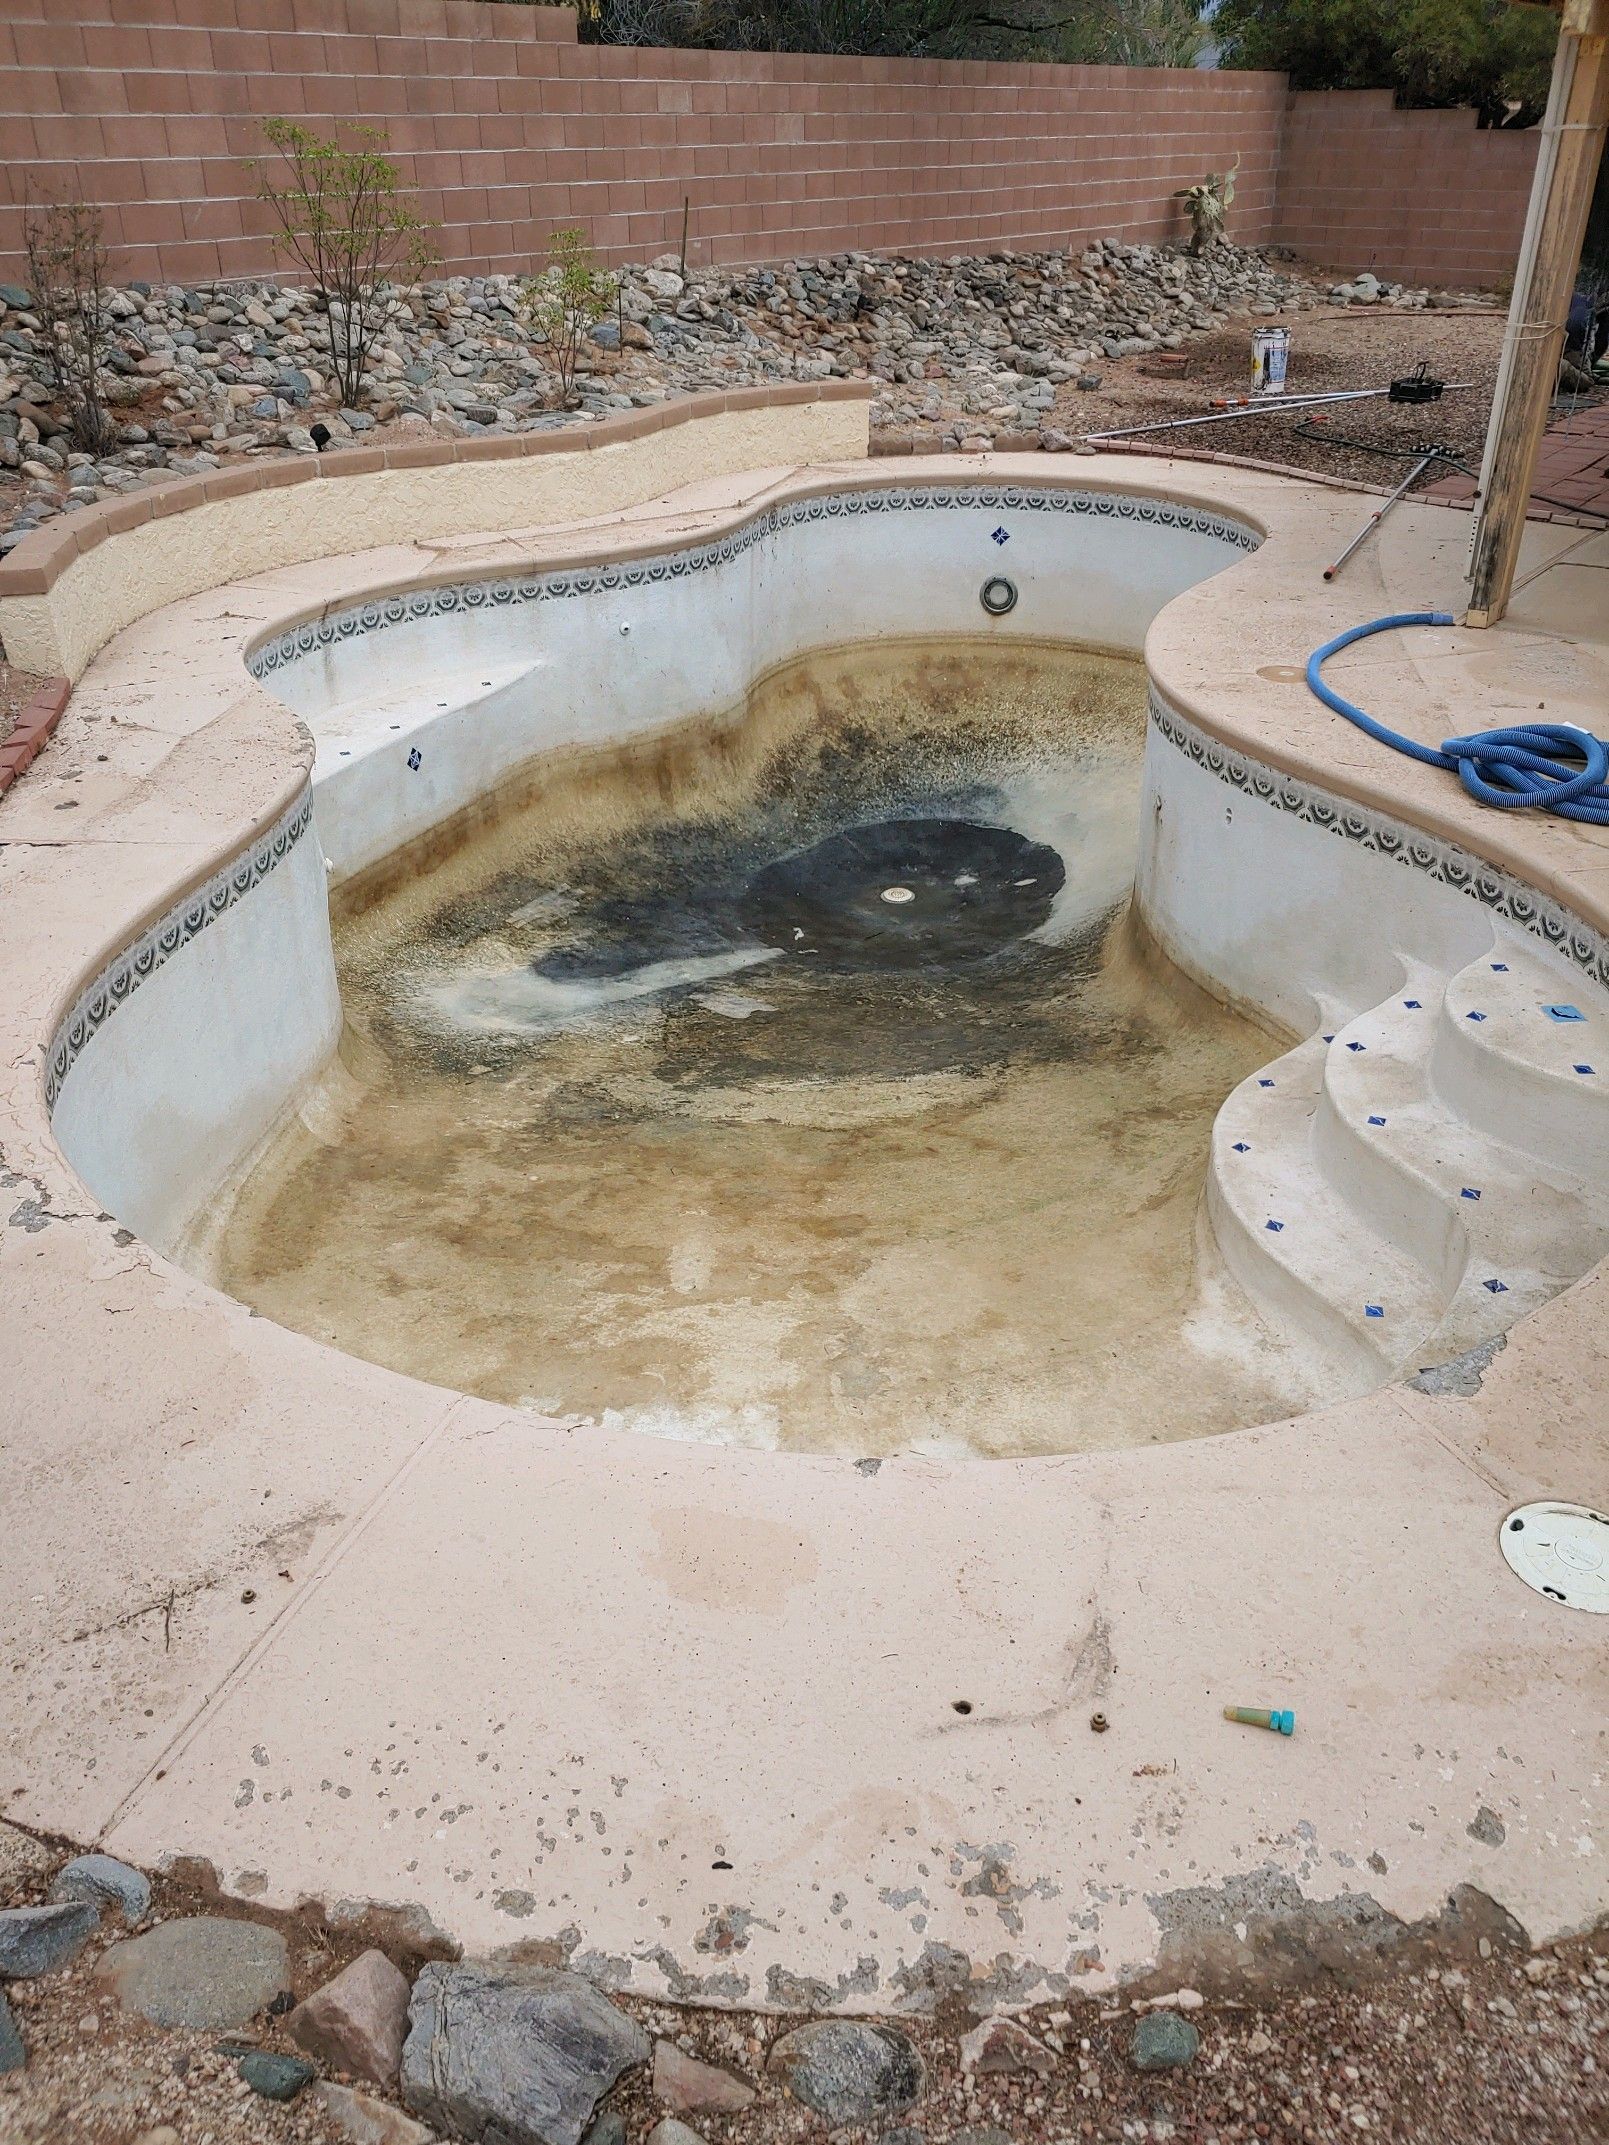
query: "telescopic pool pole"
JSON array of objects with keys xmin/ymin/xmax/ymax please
[
  {"xmin": 1321, "ymin": 450, "xmax": 1446, "ymax": 580},
  {"xmin": 1082, "ymin": 379, "xmax": 1473, "ymax": 446}
]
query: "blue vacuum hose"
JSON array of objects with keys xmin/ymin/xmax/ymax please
[{"xmin": 1305, "ymin": 612, "xmax": 1609, "ymax": 826}]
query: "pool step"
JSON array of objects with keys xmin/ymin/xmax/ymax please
[{"xmin": 1207, "ymin": 932, "xmax": 1609, "ymax": 1389}]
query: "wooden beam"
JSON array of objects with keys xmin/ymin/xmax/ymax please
[{"xmin": 1465, "ymin": 16, "xmax": 1609, "ymax": 626}]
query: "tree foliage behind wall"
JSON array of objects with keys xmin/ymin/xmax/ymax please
[
  {"xmin": 1211, "ymin": 0, "xmax": 1558, "ymax": 127},
  {"xmin": 576, "ymin": 0, "xmax": 1207, "ymax": 66}
]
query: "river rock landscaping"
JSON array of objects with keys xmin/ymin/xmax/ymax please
[
  {"xmin": 0, "ymin": 1820, "xmax": 1604, "ymax": 2145},
  {"xmin": 0, "ymin": 241, "xmax": 1502, "ymax": 562}
]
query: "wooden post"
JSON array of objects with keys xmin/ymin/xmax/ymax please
[{"xmin": 1465, "ymin": 0, "xmax": 1609, "ymax": 627}]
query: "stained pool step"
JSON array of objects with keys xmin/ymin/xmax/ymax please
[
  {"xmin": 1206, "ymin": 933, "xmax": 1609, "ymax": 1388},
  {"xmin": 1208, "ymin": 1023, "xmax": 1447, "ymax": 1386},
  {"xmin": 1435, "ymin": 944, "xmax": 1609, "ymax": 1181}
]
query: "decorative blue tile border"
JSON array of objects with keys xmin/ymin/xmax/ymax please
[
  {"xmin": 246, "ymin": 484, "xmax": 1260, "ymax": 679},
  {"xmin": 44, "ymin": 787, "xmax": 316, "ymax": 1115},
  {"xmin": 1150, "ymin": 689, "xmax": 1609, "ymax": 991}
]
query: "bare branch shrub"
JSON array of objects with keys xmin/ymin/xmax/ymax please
[
  {"xmin": 21, "ymin": 194, "xmax": 118, "ymax": 456},
  {"xmin": 257, "ymin": 118, "xmax": 435, "ymax": 407}
]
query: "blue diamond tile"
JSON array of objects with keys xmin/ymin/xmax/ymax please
[
  {"xmin": 407, "ymin": 747, "xmax": 422, "ymax": 771},
  {"xmin": 1544, "ymin": 1004, "xmax": 1585, "ymax": 1022},
  {"xmin": 991, "ymin": 526, "xmax": 1010, "ymax": 545},
  {"xmin": 1490, "ymin": 962, "xmax": 1508, "ymax": 972},
  {"xmin": 1264, "ymin": 1219, "xmax": 1284, "ymax": 1233},
  {"xmin": 1258, "ymin": 1078, "xmax": 1275, "ymax": 1089},
  {"xmin": 1466, "ymin": 1011, "xmax": 1487, "ymax": 1023},
  {"xmin": 1482, "ymin": 1277, "xmax": 1508, "ymax": 1294},
  {"xmin": 1367, "ymin": 1114, "xmax": 1386, "ymax": 1126},
  {"xmin": 1232, "ymin": 1141, "xmax": 1250, "ymax": 1153},
  {"xmin": 1460, "ymin": 1187, "xmax": 1481, "ymax": 1201},
  {"xmin": 1364, "ymin": 1304, "xmax": 1384, "ymax": 1319},
  {"xmin": 1403, "ymin": 999, "xmax": 1422, "ymax": 1009},
  {"xmin": 1346, "ymin": 1041, "xmax": 1366, "ymax": 1053},
  {"xmin": 1575, "ymin": 1063, "xmax": 1596, "ymax": 1076},
  {"xmin": 1322, "ymin": 1033, "xmax": 1334, "ymax": 1043}
]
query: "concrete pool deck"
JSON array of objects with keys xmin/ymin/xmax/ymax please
[{"xmin": 1, "ymin": 441, "xmax": 1606, "ymax": 2009}]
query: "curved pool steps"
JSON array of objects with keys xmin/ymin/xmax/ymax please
[
  {"xmin": 1208, "ymin": 1024, "xmax": 1443, "ymax": 1388},
  {"xmin": 1207, "ymin": 933, "xmax": 1609, "ymax": 1388},
  {"xmin": 1433, "ymin": 948, "xmax": 1609, "ymax": 1181}
]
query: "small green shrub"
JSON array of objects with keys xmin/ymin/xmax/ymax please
[{"xmin": 518, "ymin": 228, "xmax": 619, "ymax": 408}]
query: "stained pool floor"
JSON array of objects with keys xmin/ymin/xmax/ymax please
[{"xmin": 218, "ymin": 637, "xmax": 1328, "ymax": 1455}]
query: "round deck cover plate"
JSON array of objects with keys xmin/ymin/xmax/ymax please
[{"xmin": 1499, "ymin": 1502, "xmax": 1609, "ymax": 1613}]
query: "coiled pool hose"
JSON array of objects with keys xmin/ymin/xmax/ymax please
[{"xmin": 1305, "ymin": 612, "xmax": 1609, "ymax": 826}]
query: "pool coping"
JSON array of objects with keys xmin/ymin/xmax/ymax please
[{"xmin": 1, "ymin": 444, "xmax": 1606, "ymax": 2011}]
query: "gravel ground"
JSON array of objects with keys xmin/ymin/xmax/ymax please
[
  {"xmin": 1037, "ymin": 311, "xmax": 1507, "ymax": 492},
  {"xmin": 1, "ymin": 1839, "xmax": 1605, "ymax": 2145}
]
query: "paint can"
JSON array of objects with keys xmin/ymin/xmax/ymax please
[{"xmin": 1251, "ymin": 325, "xmax": 1291, "ymax": 395}]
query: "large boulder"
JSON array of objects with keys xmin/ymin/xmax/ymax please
[
  {"xmin": 289, "ymin": 1947, "xmax": 410, "ymax": 2087},
  {"xmin": 93, "ymin": 1916, "xmax": 290, "ymax": 2028},
  {"xmin": 766, "ymin": 2019, "xmax": 924, "ymax": 2125},
  {"xmin": 401, "ymin": 1963, "xmax": 649, "ymax": 2145},
  {"xmin": 0, "ymin": 1903, "xmax": 100, "ymax": 1979}
]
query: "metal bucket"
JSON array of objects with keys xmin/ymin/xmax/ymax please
[{"xmin": 1251, "ymin": 325, "xmax": 1291, "ymax": 395}]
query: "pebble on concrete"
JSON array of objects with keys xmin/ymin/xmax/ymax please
[
  {"xmin": 289, "ymin": 1945, "xmax": 410, "ymax": 2087},
  {"xmin": 765, "ymin": 2018, "xmax": 925, "ymax": 2125},
  {"xmin": 0, "ymin": 1902, "xmax": 100, "ymax": 1980},
  {"xmin": 92, "ymin": 1915, "xmax": 291, "ymax": 2029},
  {"xmin": 400, "ymin": 1963, "xmax": 650, "ymax": 2145}
]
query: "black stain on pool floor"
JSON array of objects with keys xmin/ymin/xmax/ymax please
[
  {"xmin": 220, "ymin": 638, "xmax": 1328, "ymax": 1455},
  {"xmin": 740, "ymin": 818, "xmax": 1065, "ymax": 971}
]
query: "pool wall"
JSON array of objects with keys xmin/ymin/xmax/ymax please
[
  {"xmin": 44, "ymin": 790, "xmax": 342, "ymax": 1255},
  {"xmin": 1138, "ymin": 687, "xmax": 1609, "ymax": 1037},
  {"xmin": 0, "ymin": 384, "xmax": 871, "ymax": 682},
  {"xmin": 256, "ymin": 483, "xmax": 1259, "ymax": 890}
]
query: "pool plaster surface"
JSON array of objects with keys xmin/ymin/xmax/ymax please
[{"xmin": 1, "ymin": 451, "xmax": 1606, "ymax": 2008}]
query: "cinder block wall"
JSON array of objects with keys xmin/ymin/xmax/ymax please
[
  {"xmin": 1274, "ymin": 89, "xmax": 1536, "ymax": 289},
  {"xmin": 0, "ymin": 0, "xmax": 1534, "ymax": 289}
]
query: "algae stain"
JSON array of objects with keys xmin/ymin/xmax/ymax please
[{"xmin": 217, "ymin": 636, "xmax": 1324, "ymax": 1456}]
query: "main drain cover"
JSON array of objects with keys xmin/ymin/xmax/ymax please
[
  {"xmin": 740, "ymin": 818, "xmax": 1065, "ymax": 971},
  {"xmin": 1499, "ymin": 1502, "xmax": 1609, "ymax": 1613}
]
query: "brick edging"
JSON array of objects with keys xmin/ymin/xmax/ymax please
[
  {"xmin": 0, "ymin": 677, "xmax": 70, "ymax": 795},
  {"xmin": 0, "ymin": 383, "xmax": 873, "ymax": 603}
]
